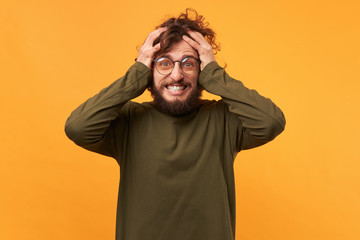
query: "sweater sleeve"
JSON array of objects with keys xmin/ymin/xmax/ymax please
[
  {"xmin": 64, "ymin": 62, "xmax": 151, "ymax": 158},
  {"xmin": 198, "ymin": 61, "xmax": 286, "ymax": 151}
]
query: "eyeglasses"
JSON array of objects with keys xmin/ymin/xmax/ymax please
[{"xmin": 153, "ymin": 56, "xmax": 201, "ymax": 75}]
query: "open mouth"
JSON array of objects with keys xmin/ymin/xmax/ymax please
[
  {"xmin": 165, "ymin": 84, "xmax": 189, "ymax": 95},
  {"xmin": 166, "ymin": 84, "xmax": 187, "ymax": 91}
]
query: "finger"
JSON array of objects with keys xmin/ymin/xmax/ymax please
[
  {"xmin": 152, "ymin": 42, "xmax": 161, "ymax": 52},
  {"xmin": 144, "ymin": 27, "xmax": 167, "ymax": 46},
  {"xmin": 186, "ymin": 30, "xmax": 208, "ymax": 45},
  {"xmin": 157, "ymin": 27, "xmax": 168, "ymax": 33},
  {"xmin": 182, "ymin": 35, "xmax": 200, "ymax": 50},
  {"xmin": 150, "ymin": 27, "xmax": 167, "ymax": 40}
]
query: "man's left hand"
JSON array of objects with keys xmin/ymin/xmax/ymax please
[{"xmin": 182, "ymin": 30, "xmax": 216, "ymax": 71}]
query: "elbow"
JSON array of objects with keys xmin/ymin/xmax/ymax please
[
  {"xmin": 64, "ymin": 118, "xmax": 87, "ymax": 145},
  {"xmin": 64, "ymin": 118, "xmax": 78, "ymax": 143},
  {"xmin": 64, "ymin": 117, "xmax": 106, "ymax": 147},
  {"xmin": 265, "ymin": 111, "xmax": 286, "ymax": 141},
  {"xmin": 239, "ymin": 110, "xmax": 286, "ymax": 150},
  {"xmin": 276, "ymin": 110, "xmax": 286, "ymax": 131}
]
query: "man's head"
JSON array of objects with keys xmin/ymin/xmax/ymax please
[{"xmin": 147, "ymin": 9, "xmax": 220, "ymax": 116}]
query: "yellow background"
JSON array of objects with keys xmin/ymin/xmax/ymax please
[{"xmin": 1, "ymin": 0, "xmax": 359, "ymax": 239}]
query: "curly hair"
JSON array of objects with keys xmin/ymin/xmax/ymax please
[{"xmin": 153, "ymin": 8, "xmax": 220, "ymax": 58}]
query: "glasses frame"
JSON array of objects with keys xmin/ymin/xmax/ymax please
[{"xmin": 153, "ymin": 56, "xmax": 201, "ymax": 75}]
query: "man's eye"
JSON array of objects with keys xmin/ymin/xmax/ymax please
[
  {"xmin": 183, "ymin": 62, "xmax": 195, "ymax": 68},
  {"xmin": 159, "ymin": 61, "xmax": 172, "ymax": 67}
]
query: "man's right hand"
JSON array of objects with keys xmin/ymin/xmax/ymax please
[{"xmin": 136, "ymin": 28, "xmax": 167, "ymax": 69}]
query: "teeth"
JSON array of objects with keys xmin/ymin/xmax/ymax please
[{"xmin": 167, "ymin": 85, "xmax": 185, "ymax": 91}]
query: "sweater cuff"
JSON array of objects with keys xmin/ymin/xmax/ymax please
[
  {"xmin": 133, "ymin": 61, "xmax": 152, "ymax": 73},
  {"xmin": 199, "ymin": 61, "xmax": 221, "ymax": 84}
]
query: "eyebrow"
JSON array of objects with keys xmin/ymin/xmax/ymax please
[{"xmin": 159, "ymin": 54, "xmax": 198, "ymax": 61}]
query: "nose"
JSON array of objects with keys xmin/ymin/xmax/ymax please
[{"xmin": 170, "ymin": 62, "xmax": 183, "ymax": 81}]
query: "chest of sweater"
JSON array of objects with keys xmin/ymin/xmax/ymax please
[{"xmin": 116, "ymin": 106, "xmax": 233, "ymax": 187}]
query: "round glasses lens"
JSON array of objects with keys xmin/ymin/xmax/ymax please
[
  {"xmin": 181, "ymin": 57, "xmax": 199, "ymax": 74},
  {"xmin": 156, "ymin": 58, "xmax": 173, "ymax": 74}
]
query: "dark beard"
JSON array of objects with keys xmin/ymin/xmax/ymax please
[{"xmin": 148, "ymin": 82, "xmax": 203, "ymax": 117}]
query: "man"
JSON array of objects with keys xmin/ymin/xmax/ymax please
[{"xmin": 65, "ymin": 9, "xmax": 285, "ymax": 240}]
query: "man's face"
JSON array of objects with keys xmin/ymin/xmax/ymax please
[{"xmin": 150, "ymin": 40, "xmax": 201, "ymax": 116}]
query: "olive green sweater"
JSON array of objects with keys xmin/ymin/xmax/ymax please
[{"xmin": 65, "ymin": 61, "xmax": 285, "ymax": 240}]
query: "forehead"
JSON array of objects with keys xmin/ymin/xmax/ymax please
[{"xmin": 162, "ymin": 40, "xmax": 198, "ymax": 59}]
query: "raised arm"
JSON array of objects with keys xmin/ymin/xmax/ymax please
[
  {"xmin": 199, "ymin": 62, "xmax": 285, "ymax": 150},
  {"xmin": 184, "ymin": 30, "xmax": 286, "ymax": 150},
  {"xmin": 65, "ymin": 28, "xmax": 166, "ymax": 157},
  {"xmin": 64, "ymin": 62, "xmax": 150, "ymax": 157}
]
